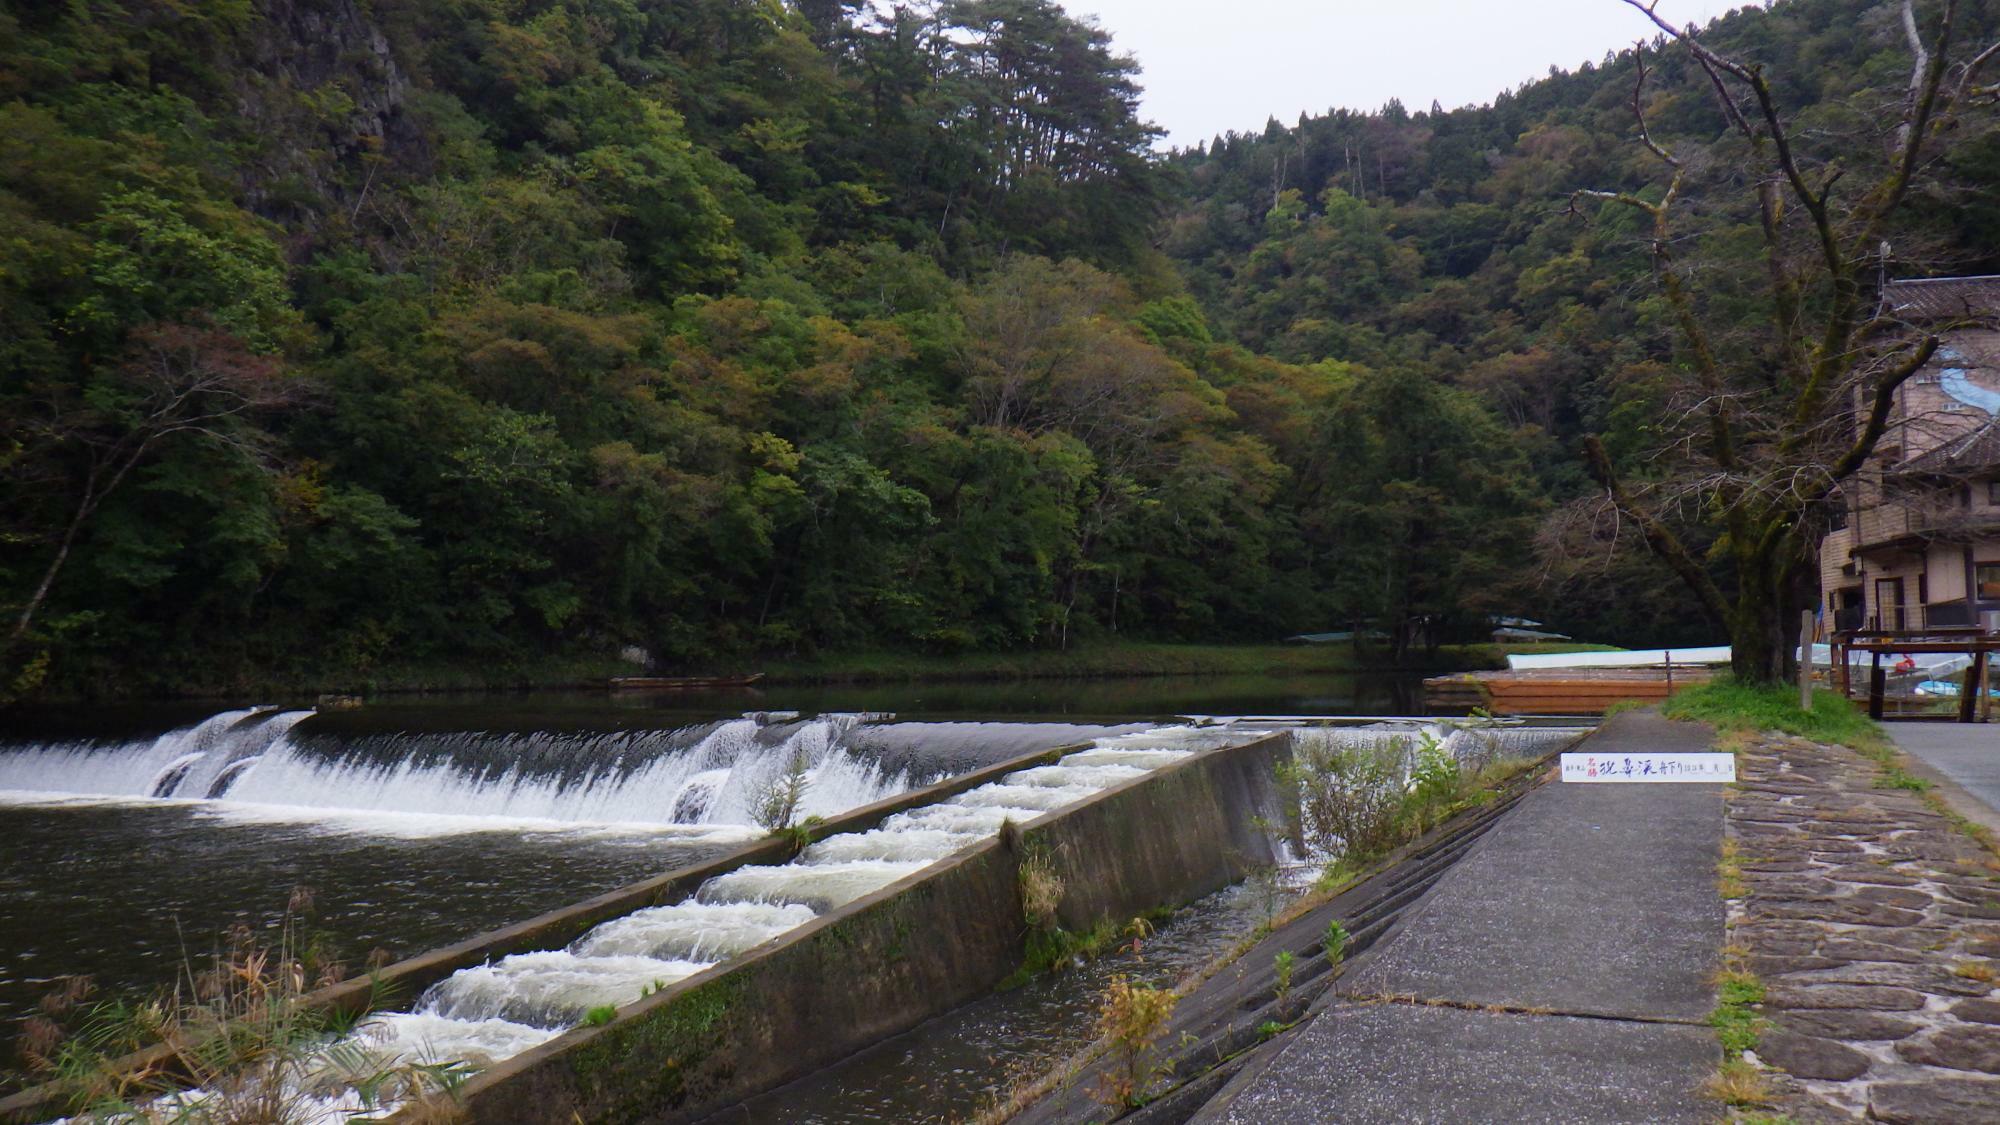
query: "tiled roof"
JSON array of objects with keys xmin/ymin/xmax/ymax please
[
  {"xmin": 1882, "ymin": 276, "xmax": 2000, "ymax": 320},
  {"xmin": 1898, "ymin": 418, "xmax": 2000, "ymax": 475}
]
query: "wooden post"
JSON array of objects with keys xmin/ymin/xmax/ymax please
[
  {"xmin": 1961, "ymin": 658, "xmax": 1980, "ymax": 724},
  {"xmin": 1869, "ymin": 651, "xmax": 1886, "ymax": 721},
  {"xmin": 1981, "ymin": 651, "xmax": 1994, "ymax": 724},
  {"xmin": 1663, "ymin": 651, "xmax": 1674, "ymax": 696},
  {"xmin": 1799, "ymin": 609, "xmax": 1815, "ymax": 712}
]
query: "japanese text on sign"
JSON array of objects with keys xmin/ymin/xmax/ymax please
[{"xmin": 1559, "ymin": 752, "xmax": 1736, "ymax": 783}]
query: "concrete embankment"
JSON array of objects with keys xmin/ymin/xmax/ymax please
[{"xmin": 420, "ymin": 729, "xmax": 1293, "ymax": 1124}]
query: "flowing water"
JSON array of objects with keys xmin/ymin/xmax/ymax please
[
  {"xmin": 0, "ymin": 674, "xmax": 1454, "ymax": 1108},
  {"xmin": 0, "ymin": 701, "xmax": 1151, "ymax": 1043}
]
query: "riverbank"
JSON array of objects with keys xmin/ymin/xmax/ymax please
[
  {"xmin": 759, "ymin": 641, "xmax": 1621, "ymax": 685},
  {"xmin": 12, "ymin": 641, "xmax": 1621, "ymax": 703}
]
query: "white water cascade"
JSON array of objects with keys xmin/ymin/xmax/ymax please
[
  {"xmin": 0, "ymin": 709, "xmax": 913, "ymax": 837},
  {"xmin": 218, "ymin": 724, "xmax": 1258, "ymax": 1122}
]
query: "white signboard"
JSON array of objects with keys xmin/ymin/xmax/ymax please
[{"xmin": 1561, "ymin": 752, "xmax": 1736, "ymax": 783}]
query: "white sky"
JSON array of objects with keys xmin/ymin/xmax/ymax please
[{"xmin": 1070, "ymin": 0, "xmax": 1749, "ymax": 148}]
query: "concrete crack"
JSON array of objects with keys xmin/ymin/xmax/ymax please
[{"xmin": 1340, "ymin": 990, "xmax": 1708, "ymax": 1027}]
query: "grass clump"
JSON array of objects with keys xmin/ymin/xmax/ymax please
[
  {"xmin": 1718, "ymin": 838, "xmax": 1748, "ymax": 901},
  {"xmin": 1662, "ymin": 680, "xmax": 1885, "ymax": 752},
  {"xmin": 1877, "ymin": 767, "xmax": 1932, "ymax": 792},
  {"xmin": 1704, "ymin": 1058, "xmax": 1776, "ymax": 1108},
  {"xmin": 767, "ymin": 814, "xmax": 827, "ymax": 855},
  {"xmin": 579, "ymin": 1005, "xmax": 618, "ymax": 1027},
  {"xmin": 22, "ymin": 891, "xmax": 468, "ymax": 1122},
  {"xmin": 1018, "ymin": 848, "xmax": 1066, "ymax": 931}
]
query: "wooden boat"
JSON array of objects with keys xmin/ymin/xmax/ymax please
[
  {"xmin": 1423, "ymin": 667, "xmax": 1711, "ymax": 715},
  {"xmin": 608, "ymin": 673, "xmax": 766, "ymax": 691}
]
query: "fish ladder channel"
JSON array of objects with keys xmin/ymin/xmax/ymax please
[{"xmin": 409, "ymin": 725, "xmax": 1294, "ymax": 1125}]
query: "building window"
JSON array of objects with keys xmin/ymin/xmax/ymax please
[
  {"xmin": 1980, "ymin": 563, "xmax": 2000, "ymax": 601},
  {"xmin": 1989, "ymin": 479, "xmax": 2000, "ymax": 506}
]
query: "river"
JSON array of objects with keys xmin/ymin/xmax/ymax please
[{"xmin": 0, "ymin": 672, "xmax": 1427, "ymax": 1092}]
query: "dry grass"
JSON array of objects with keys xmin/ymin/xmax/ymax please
[
  {"xmin": 1952, "ymin": 961, "xmax": 1999, "ymax": 983},
  {"xmin": 1718, "ymin": 838, "xmax": 1748, "ymax": 900},
  {"xmin": 1704, "ymin": 1059, "xmax": 1776, "ymax": 1107},
  {"xmin": 1018, "ymin": 850, "xmax": 1065, "ymax": 931}
]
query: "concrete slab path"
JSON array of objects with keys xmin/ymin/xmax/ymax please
[{"xmin": 1201, "ymin": 712, "xmax": 1727, "ymax": 1124}]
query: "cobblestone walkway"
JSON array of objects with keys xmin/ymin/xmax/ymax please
[{"xmin": 1732, "ymin": 734, "xmax": 2000, "ymax": 1122}]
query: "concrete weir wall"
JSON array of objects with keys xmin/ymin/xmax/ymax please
[{"xmin": 438, "ymin": 730, "xmax": 1294, "ymax": 1125}]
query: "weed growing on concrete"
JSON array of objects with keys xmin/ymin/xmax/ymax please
[
  {"xmin": 1018, "ymin": 848, "xmax": 1065, "ymax": 931},
  {"xmin": 1272, "ymin": 951, "xmax": 1296, "ymax": 1005},
  {"xmin": 1256, "ymin": 1019, "xmax": 1283, "ymax": 1041},
  {"xmin": 1877, "ymin": 766, "xmax": 1931, "ymax": 792},
  {"xmin": 1718, "ymin": 838, "xmax": 1747, "ymax": 900},
  {"xmin": 753, "ymin": 746, "xmax": 814, "ymax": 831},
  {"xmin": 768, "ymin": 814, "xmax": 827, "ymax": 854},
  {"xmin": 1704, "ymin": 1058, "xmax": 1775, "ymax": 1107},
  {"xmin": 1708, "ymin": 957, "xmax": 1768, "ymax": 1080},
  {"xmin": 1952, "ymin": 961, "xmax": 2000, "ymax": 984},
  {"xmin": 580, "ymin": 1005, "xmax": 618, "ymax": 1027},
  {"xmin": 1322, "ymin": 921, "xmax": 1349, "ymax": 968},
  {"xmin": 1246, "ymin": 864, "xmax": 1285, "ymax": 930},
  {"xmin": 1091, "ymin": 974, "xmax": 1178, "ymax": 1109}
]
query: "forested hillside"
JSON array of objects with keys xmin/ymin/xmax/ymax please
[{"xmin": 2, "ymin": 0, "xmax": 1995, "ymax": 697}]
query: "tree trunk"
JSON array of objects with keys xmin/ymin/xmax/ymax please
[{"xmin": 8, "ymin": 489, "xmax": 95, "ymax": 651}]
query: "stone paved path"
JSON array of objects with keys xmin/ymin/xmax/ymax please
[{"xmin": 1731, "ymin": 733, "xmax": 2000, "ymax": 1122}]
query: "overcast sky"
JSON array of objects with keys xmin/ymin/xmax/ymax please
[{"xmin": 1070, "ymin": 0, "xmax": 1749, "ymax": 148}]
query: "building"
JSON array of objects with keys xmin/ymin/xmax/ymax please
[{"xmin": 1818, "ymin": 276, "xmax": 2000, "ymax": 636}]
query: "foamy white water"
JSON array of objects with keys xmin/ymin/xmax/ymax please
[
  {"xmin": 573, "ymin": 901, "xmax": 817, "ymax": 961},
  {"xmin": 0, "ymin": 710, "xmax": 911, "ymax": 835},
  {"xmin": 424, "ymin": 951, "xmax": 710, "ymax": 1025}
]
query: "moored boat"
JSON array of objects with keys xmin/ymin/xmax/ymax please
[{"xmin": 608, "ymin": 673, "xmax": 766, "ymax": 691}]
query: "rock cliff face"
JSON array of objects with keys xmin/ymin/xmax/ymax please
[{"xmin": 229, "ymin": 0, "xmax": 426, "ymax": 242}]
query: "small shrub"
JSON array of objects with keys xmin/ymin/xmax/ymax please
[
  {"xmin": 1280, "ymin": 734, "xmax": 1415, "ymax": 861},
  {"xmin": 1273, "ymin": 951, "xmax": 1296, "ymax": 1003},
  {"xmin": 752, "ymin": 747, "xmax": 814, "ymax": 831},
  {"xmin": 1091, "ymin": 974, "xmax": 1179, "ymax": 1109}
]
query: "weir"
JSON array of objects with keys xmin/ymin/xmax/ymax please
[
  {"xmin": 0, "ymin": 710, "xmax": 1137, "ymax": 1122},
  {"xmin": 418, "ymin": 727, "xmax": 1294, "ymax": 1124}
]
